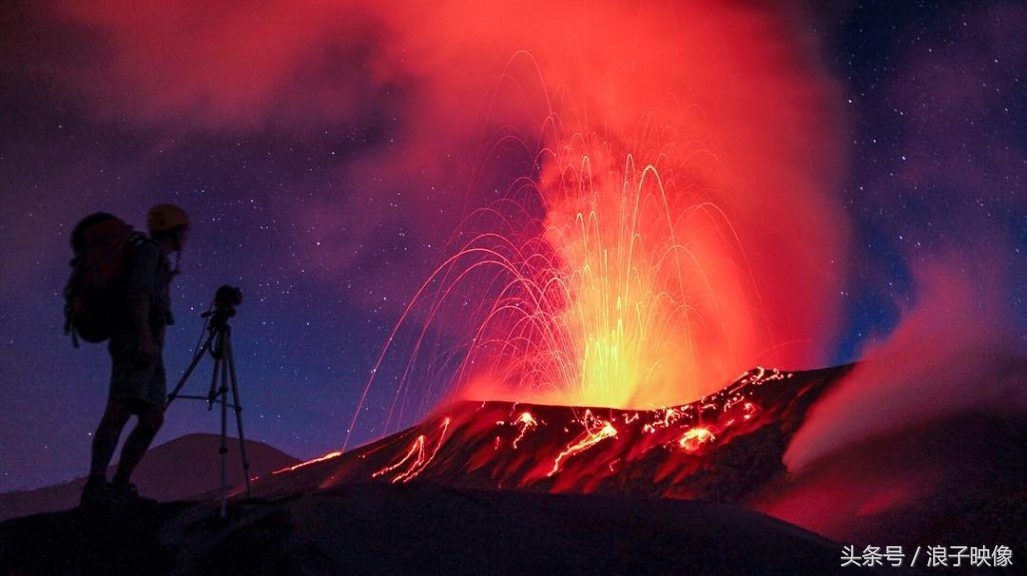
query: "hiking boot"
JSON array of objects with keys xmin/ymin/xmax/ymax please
[
  {"xmin": 80, "ymin": 479, "xmax": 157, "ymax": 506},
  {"xmin": 108, "ymin": 481, "xmax": 157, "ymax": 505},
  {"xmin": 80, "ymin": 478, "xmax": 111, "ymax": 506}
]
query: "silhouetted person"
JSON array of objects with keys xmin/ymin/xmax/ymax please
[{"xmin": 80, "ymin": 204, "xmax": 189, "ymax": 505}]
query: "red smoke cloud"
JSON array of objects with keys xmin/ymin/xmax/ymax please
[
  {"xmin": 781, "ymin": 3, "xmax": 1027, "ymax": 472},
  {"xmin": 785, "ymin": 244, "xmax": 1027, "ymax": 473},
  {"xmin": 49, "ymin": 1, "xmax": 389, "ymax": 130},
  {"xmin": 41, "ymin": 1, "xmax": 849, "ymax": 407},
  {"xmin": 752, "ymin": 4, "xmax": 1027, "ymax": 540},
  {"xmin": 758, "ymin": 245, "xmax": 1027, "ymax": 541},
  {"xmin": 430, "ymin": 2, "xmax": 849, "ymax": 405}
]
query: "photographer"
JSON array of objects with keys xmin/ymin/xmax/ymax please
[{"xmin": 80, "ymin": 204, "xmax": 189, "ymax": 506}]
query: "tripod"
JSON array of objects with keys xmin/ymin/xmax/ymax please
[{"xmin": 166, "ymin": 304, "xmax": 251, "ymax": 518}]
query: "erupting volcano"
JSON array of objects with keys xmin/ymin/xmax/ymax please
[
  {"xmin": 404, "ymin": 133, "xmax": 772, "ymax": 413},
  {"xmin": 310, "ymin": 0, "xmax": 875, "ymax": 530},
  {"xmin": 264, "ymin": 366, "xmax": 843, "ymax": 499},
  {"xmin": 299, "ymin": 2, "xmax": 1024, "ymax": 555},
  {"xmin": 469, "ymin": 133, "xmax": 778, "ymax": 407},
  {"xmin": 350, "ymin": 2, "xmax": 849, "ymax": 440},
  {"xmin": 2, "ymin": 0, "xmax": 1025, "ymax": 573}
]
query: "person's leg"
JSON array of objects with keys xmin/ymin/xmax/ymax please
[
  {"xmin": 81, "ymin": 400, "xmax": 133, "ymax": 504},
  {"xmin": 112, "ymin": 403, "xmax": 164, "ymax": 487},
  {"xmin": 88, "ymin": 400, "xmax": 133, "ymax": 481}
]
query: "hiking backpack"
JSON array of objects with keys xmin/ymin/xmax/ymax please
[{"xmin": 63, "ymin": 212, "xmax": 140, "ymax": 346}]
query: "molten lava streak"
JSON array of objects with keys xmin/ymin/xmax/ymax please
[
  {"xmin": 373, "ymin": 417, "xmax": 451, "ymax": 483},
  {"xmin": 509, "ymin": 411, "xmax": 538, "ymax": 449},
  {"xmin": 272, "ymin": 451, "xmax": 343, "ymax": 475},
  {"xmin": 365, "ymin": 368, "xmax": 791, "ymax": 493},
  {"xmin": 548, "ymin": 410, "xmax": 618, "ymax": 477}
]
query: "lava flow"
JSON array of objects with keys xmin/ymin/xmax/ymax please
[{"xmin": 253, "ymin": 365, "xmax": 850, "ymax": 502}]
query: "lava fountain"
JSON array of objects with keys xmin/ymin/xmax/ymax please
[
  {"xmin": 445, "ymin": 128, "xmax": 765, "ymax": 410},
  {"xmin": 347, "ymin": 1, "xmax": 848, "ymax": 444}
]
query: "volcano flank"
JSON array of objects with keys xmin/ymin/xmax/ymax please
[
  {"xmin": 247, "ymin": 361, "xmax": 1027, "ymax": 550},
  {"xmin": 255, "ymin": 366, "xmax": 844, "ymax": 501}
]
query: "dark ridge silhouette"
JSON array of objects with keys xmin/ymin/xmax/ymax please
[
  {"xmin": 0, "ymin": 433, "xmax": 299, "ymax": 522},
  {"xmin": 1, "ymin": 482, "xmax": 893, "ymax": 576}
]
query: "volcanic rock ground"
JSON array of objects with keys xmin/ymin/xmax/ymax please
[
  {"xmin": 2, "ymin": 365, "xmax": 1024, "ymax": 575},
  {"xmin": 2, "ymin": 482, "xmax": 897, "ymax": 576}
]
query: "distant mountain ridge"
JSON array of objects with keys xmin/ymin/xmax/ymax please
[{"xmin": 0, "ymin": 433, "xmax": 299, "ymax": 521}]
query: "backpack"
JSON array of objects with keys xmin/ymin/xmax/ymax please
[{"xmin": 63, "ymin": 212, "xmax": 141, "ymax": 347}]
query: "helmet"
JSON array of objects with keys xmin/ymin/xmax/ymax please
[{"xmin": 147, "ymin": 204, "xmax": 189, "ymax": 233}]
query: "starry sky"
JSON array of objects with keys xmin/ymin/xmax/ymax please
[{"xmin": 2, "ymin": 1, "xmax": 1025, "ymax": 492}]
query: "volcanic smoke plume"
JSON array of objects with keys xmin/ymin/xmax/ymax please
[{"xmin": 31, "ymin": 1, "xmax": 846, "ymax": 422}]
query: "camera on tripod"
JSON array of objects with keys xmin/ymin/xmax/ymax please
[
  {"xmin": 205, "ymin": 284, "xmax": 243, "ymax": 326},
  {"xmin": 215, "ymin": 284, "xmax": 242, "ymax": 310},
  {"xmin": 167, "ymin": 282, "xmax": 252, "ymax": 516}
]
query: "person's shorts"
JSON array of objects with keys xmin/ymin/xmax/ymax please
[{"xmin": 108, "ymin": 333, "xmax": 167, "ymax": 409}]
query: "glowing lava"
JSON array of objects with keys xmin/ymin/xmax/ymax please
[
  {"xmin": 548, "ymin": 410, "xmax": 618, "ymax": 477},
  {"xmin": 373, "ymin": 417, "xmax": 451, "ymax": 483},
  {"xmin": 679, "ymin": 427, "xmax": 715, "ymax": 453},
  {"xmin": 509, "ymin": 411, "xmax": 538, "ymax": 449},
  {"xmin": 351, "ymin": 367, "xmax": 796, "ymax": 493},
  {"xmin": 430, "ymin": 134, "xmax": 765, "ymax": 413},
  {"xmin": 272, "ymin": 451, "xmax": 343, "ymax": 475},
  {"xmin": 244, "ymin": 367, "xmax": 857, "ymax": 504}
]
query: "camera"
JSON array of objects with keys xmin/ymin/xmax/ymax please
[
  {"xmin": 203, "ymin": 285, "xmax": 242, "ymax": 328},
  {"xmin": 214, "ymin": 285, "xmax": 243, "ymax": 311}
]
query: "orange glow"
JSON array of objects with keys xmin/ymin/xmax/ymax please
[
  {"xmin": 330, "ymin": 367, "xmax": 799, "ymax": 497},
  {"xmin": 643, "ymin": 407, "xmax": 689, "ymax": 434},
  {"xmin": 343, "ymin": 2, "xmax": 847, "ymax": 447},
  {"xmin": 444, "ymin": 140, "xmax": 768, "ymax": 411},
  {"xmin": 272, "ymin": 451, "xmax": 343, "ymax": 475},
  {"xmin": 548, "ymin": 410, "xmax": 618, "ymax": 477},
  {"xmin": 422, "ymin": 2, "xmax": 846, "ymax": 415},
  {"xmin": 373, "ymin": 417, "xmax": 451, "ymax": 483},
  {"xmin": 512, "ymin": 411, "xmax": 538, "ymax": 449},
  {"xmin": 679, "ymin": 427, "xmax": 716, "ymax": 452}
]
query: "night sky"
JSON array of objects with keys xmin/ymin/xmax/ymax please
[{"xmin": 2, "ymin": 1, "xmax": 1025, "ymax": 492}]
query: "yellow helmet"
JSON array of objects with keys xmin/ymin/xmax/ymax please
[{"xmin": 147, "ymin": 203, "xmax": 189, "ymax": 233}]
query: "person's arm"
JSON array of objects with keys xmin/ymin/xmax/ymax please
[
  {"xmin": 128, "ymin": 242, "xmax": 160, "ymax": 363},
  {"xmin": 130, "ymin": 290, "xmax": 158, "ymax": 362}
]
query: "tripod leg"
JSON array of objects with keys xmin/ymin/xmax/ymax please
[
  {"xmin": 166, "ymin": 333, "xmax": 215, "ymax": 408},
  {"xmin": 218, "ymin": 343, "xmax": 231, "ymax": 519},
  {"xmin": 224, "ymin": 330, "xmax": 252, "ymax": 498},
  {"xmin": 208, "ymin": 332, "xmax": 224, "ymax": 409}
]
